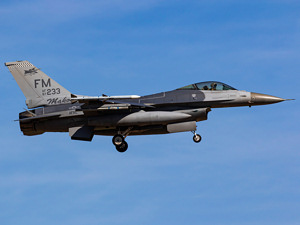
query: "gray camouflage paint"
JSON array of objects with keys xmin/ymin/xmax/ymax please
[{"xmin": 5, "ymin": 61, "xmax": 287, "ymax": 142}]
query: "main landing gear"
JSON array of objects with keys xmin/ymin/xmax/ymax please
[
  {"xmin": 112, "ymin": 134, "xmax": 128, "ymax": 152},
  {"xmin": 192, "ymin": 131, "xmax": 202, "ymax": 143},
  {"xmin": 112, "ymin": 128, "xmax": 132, "ymax": 152}
]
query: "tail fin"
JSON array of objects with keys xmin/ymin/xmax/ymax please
[{"xmin": 5, "ymin": 60, "xmax": 71, "ymax": 109}]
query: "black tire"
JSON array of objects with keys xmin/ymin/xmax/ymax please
[
  {"xmin": 116, "ymin": 141, "xmax": 128, "ymax": 153},
  {"xmin": 112, "ymin": 134, "xmax": 124, "ymax": 146},
  {"xmin": 193, "ymin": 134, "xmax": 202, "ymax": 143}
]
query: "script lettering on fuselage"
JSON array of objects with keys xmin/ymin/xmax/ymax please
[{"xmin": 47, "ymin": 97, "xmax": 71, "ymax": 105}]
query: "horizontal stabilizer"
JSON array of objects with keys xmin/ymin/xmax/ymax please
[{"xmin": 17, "ymin": 113, "xmax": 61, "ymax": 122}]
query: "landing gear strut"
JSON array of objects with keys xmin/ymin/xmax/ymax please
[{"xmin": 192, "ymin": 131, "xmax": 202, "ymax": 143}]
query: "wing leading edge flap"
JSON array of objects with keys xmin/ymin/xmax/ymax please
[
  {"xmin": 71, "ymin": 95, "xmax": 153, "ymax": 108},
  {"xmin": 69, "ymin": 125, "xmax": 94, "ymax": 142},
  {"xmin": 105, "ymin": 100, "xmax": 154, "ymax": 108}
]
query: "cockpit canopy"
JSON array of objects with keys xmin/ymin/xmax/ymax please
[{"xmin": 177, "ymin": 81, "xmax": 236, "ymax": 91}]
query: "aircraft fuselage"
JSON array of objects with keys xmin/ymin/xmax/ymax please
[{"xmin": 6, "ymin": 61, "xmax": 289, "ymax": 152}]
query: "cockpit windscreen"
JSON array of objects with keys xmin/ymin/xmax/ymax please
[
  {"xmin": 178, "ymin": 81, "xmax": 236, "ymax": 91},
  {"xmin": 195, "ymin": 82, "xmax": 236, "ymax": 91}
]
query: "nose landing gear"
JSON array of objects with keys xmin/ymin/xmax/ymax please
[{"xmin": 192, "ymin": 131, "xmax": 202, "ymax": 143}]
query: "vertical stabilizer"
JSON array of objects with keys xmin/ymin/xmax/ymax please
[{"xmin": 5, "ymin": 60, "xmax": 71, "ymax": 108}]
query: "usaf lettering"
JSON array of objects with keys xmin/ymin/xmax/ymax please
[{"xmin": 34, "ymin": 78, "xmax": 51, "ymax": 88}]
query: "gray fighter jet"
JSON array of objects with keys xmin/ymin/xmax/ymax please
[{"xmin": 5, "ymin": 60, "xmax": 291, "ymax": 152}]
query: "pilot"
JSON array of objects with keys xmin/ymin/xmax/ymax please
[
  {"xmin": 202, "ymin": 85, "xmax": 209, "ymax": 90},
  {"xmin": 211, "ymin": 83, "xmax": 217, "ymax": 90}
]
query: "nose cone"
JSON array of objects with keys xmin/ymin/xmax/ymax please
[{"xmin": 251, "ymin": 92, "xmax": 285, "ymax": 105}]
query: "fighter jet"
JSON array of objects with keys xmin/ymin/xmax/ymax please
[{"xmin": 5, "ymin": 60, "xmax": 291, "ymax": 152}]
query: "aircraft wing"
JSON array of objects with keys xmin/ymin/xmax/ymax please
[
  {"xmin": 105, "ymin": 100, "xmax": 154, "ymax": 108},
  {"xmin": 72, "ymin": 95, "xmax": 154, "ymax": 108},
  {"xmin": 71, "ymin": 95, "xmax": 141, "ymax": 101}
]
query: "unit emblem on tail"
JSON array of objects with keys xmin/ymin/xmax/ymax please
[{"xmin": 24, "ymin": 68, "xmax": 39, "ymax": 75}]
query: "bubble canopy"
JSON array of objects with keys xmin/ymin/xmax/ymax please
[{"xmin": 177, "ymin": 81, "xmax": 237, "ymax": 91}]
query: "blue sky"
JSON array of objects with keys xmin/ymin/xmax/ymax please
[{"xmin": 0, "ymin": 0, "xmax": 300, "ymax": 224}]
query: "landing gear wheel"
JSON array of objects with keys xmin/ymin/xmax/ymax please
[
  {"xmin": 112, "ymin": 134, "xmax": 124, "ymax": 146},
  {"xmin": 116, "ymin": 141, "xmax": 128, "ymax": 153},
  {"xmin": 193, "ymin": 134, "xmax": 202, "ymax": 143}
]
